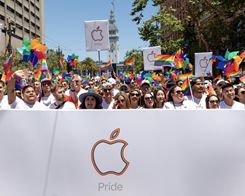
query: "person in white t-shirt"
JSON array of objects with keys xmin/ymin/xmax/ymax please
[
  {"xmin": 49, "ymin": 84, "xmax": 76, "ymax": 110},
  {"xmin": 39, "ymin": 78, "xmax": 55, "ymax": 107},
  {"xmin": 164, "ymin": 85, "xmax": 196, "ymax": 110},
  {"xmin": 7, "ymin": 70, "xmax": 46, "ymax": 110},
  {"xmin": 188, "ymin": 77, "xmax": 207, "ymax": 109},
  {"xmin": 0, "ymin": 80, "xmax": 10, "ymax": 109},
  {"xmin": 219, "ymin": 83, "xmax": 245, "ymax": 109},
  {"xmin": 102, "ymin": 83, "xmax": 115, "ymax": 109}
]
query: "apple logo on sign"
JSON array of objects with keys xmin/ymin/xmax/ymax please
[
  {"xmin": 199, "ymin": 56, "xmax": 209, "ymax": 69},
  {"xmin": 91, "ymin": 26, "xmax": 104, "ymax": 41},
  {"xmin": 147, "ymin": 51, "xmax": 156, "ymax": 62},
  {"xmin": 91, "ymin": 128, "xmax": 129, "ymax": 176}
]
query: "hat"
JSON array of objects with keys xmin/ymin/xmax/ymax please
[
  {"xmin": 141, "ymin": 79, "xmax": 150, "ymax": 86},
  {"xmin": 79, "ymin": 90, "xmax": 102, "ymax": 105},
  {"xmin": 119, "ymin": 84, "xmax": 130, "ymax": 92},
  {"xmin": 108, "ymin": 78, "xmax": 116, "ymax": 85},
  {"xmin": 41, "ymin": 78, "xmax": 51, "ymax": 83},
  {"xmin": 190, "ymin": 77, "xmax": 203, "ymax": 87}
]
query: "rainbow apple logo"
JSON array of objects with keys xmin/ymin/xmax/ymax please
[
  {"xmin": 91, "ymin": 26, "xmax": 104, "ymax": 41},
  {"xmin": 91, "ymin": 128, "xmax": 129, "ymax": 176}
]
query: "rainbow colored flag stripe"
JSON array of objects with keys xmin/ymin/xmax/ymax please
[
  {"xmin": 226, "ymin": 70, "xmax": 242, "ymax": 78},
  {"xmin": 182, "ymin": 77, "xmax": 191, "ymax": 96},
  {"xmin": 124, "ymin": 57, "xmax": 136, "ymax": 66},
  {"xmin": 178, "ymin": 73, "xmax": 193, "ymax": 81},
  {"xmin": 101, "ymin": 61, "xmax": 112, "ymax": 70},
  {"xmin": 154, "ymin": 54, "xmax": 175, "ymax": 67}
]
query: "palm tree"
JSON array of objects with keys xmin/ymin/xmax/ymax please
[{"xmin": 81, "ymin": 57, "xmax": 99, "ymax": 76}]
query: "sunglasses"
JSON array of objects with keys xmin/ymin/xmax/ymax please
[
  {"xmin": 117, "ymin": 99, "xmax": 125, "ymax": 103},
  {"xmin": 104, "ymin": 88, "xmax": 112, "ymax": 92},
  {"xmin": 42, "ymin": 82, "xmax": 51, "ymax": 86},
  {"xmin": 74, "ymin": 80, "xmax": 81, "ymax": 83},
  {"xmin": 175, "ymin": 90, "xmax": 184, "ymax": 94},
  {"xmin": 144, "ymin": 96, "xmax": 153, "ymax": 100},
  {"xmin": 240, "ymin": 91, "xmax": 245, "ymax": 94},
  {"xmin": 209, "ymin": 100, "xmax": 219, "ymax": 104},
  {"xmin": 131, "ymin": 93, "xmax": 140, "ymax": 97}
]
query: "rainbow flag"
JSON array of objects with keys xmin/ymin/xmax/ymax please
[
  {"xmin": 207, "ymin": 85, "xmax": 216, "ymax": 96},
  {"xmin": 226, "ymin": 70, "xmax": 242, "ymax": 78},
  {"xmin": 154, "ymin": 54, "xmax": 175, "ymax": 67},
  {"xmin": 34, "ymin": 65, "xmax": 42, "ymax": 81},
  {"xmin": 101, "ymin": 61, "xmax": 111, "ymax": 70},
  {"xmin": 124, "ymin": 57, "xmax": 136, "ymax": 66},
  {"xmin": 3, "ymin": 50, "xmax": 14, "ymax": 74},
  {"xmin": 239, "ymin": 74, "xmax": 245, "ymax": 83},
  {"xmin": 178, "ymin": 72, "xmax": 193, "ymax": 81},
  {"xmin": 41, "ymin": 59, "xmax": 48, "ymax": 71},
  {"xmin": 59, "ymin": 56, "xmax": 64, "ymax": 68},
  {"xmin": 182, "ymin": 77, "xmax": 191, "ymax": 96}
]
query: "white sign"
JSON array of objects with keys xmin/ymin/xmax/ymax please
[
  {"xmin": 195, "ymin": 52, "xmax": 213, "ymax": 77},
  {"xmin": 0, "ymin": 110, "xmax": 245, "ymax": 196},
  {"xmin": 143, "ymin": 46, "xmax": 162, "ymax": 71},
  {"xmin": 84, "ymin": 20, "xmax": 110, "ymax": 51}
]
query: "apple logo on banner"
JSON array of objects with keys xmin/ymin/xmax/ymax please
[
  {"xmin": 147, "ymin": 51, "xmax": 156, "ymax": 62},
  {"xmin": 199, "ymin": 56, "xmax": 209, "ymax": 69},
  {"xmin": 91, "ymin": 128, "xmax": 129, "ymax": 176},
  {"xmin": 91, "ymin": 26, "xmax": 104, "ymax": 41}
]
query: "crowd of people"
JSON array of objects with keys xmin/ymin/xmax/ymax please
[{"xmin": 0, "ymin": 69, "xmax": 245, "ymax": 110}]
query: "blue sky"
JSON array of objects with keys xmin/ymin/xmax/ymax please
[{"xmin": 45, "ymin": 0, "xmax": 158, "ymax": 62}]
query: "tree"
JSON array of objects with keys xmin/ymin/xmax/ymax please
[
  {"xmin": 131, "ymin": 0, "xmax": 245, "ymax": 54},
  {"xmin": 131, "ymin": 0, "xmax": 184, "ymax": 53},
  {"xmin": 124, "ymin": 49, "xmax": 144, "ymax": 74},
  {"xmin": 81, "ymin": 57, "xmax": 100, "ymax": 76},
  {"xmin": 46, "ymin": 49, "xmax": 66, "ymax": 72}
]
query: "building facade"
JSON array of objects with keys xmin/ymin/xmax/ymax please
[
  {"xmin": 108, "ymin": 0, "xmax": 119, "ymax": 64},
  {"xmin": 0, "ymin": 0, "xmax": 45, "ymax": 51}
]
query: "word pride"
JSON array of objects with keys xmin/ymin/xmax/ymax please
[{"xmin": 98, "ymin": 182, "xmax": 123, "ymax": 191}]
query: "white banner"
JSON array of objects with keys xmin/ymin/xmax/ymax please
[
  {"xmin": 0, "ymin": 110, "xmax": 245, "ymax": 196},
  {"xmin": 84, "ymin": 20, "xmax": 110, "ymax": 51},
  {"xmin": 143, "ymin": 46, "xmax": 162, "ymax": 71},
  {"xmin": 195, "ymin": 52, "xmax": 213, "ymax": 77}
]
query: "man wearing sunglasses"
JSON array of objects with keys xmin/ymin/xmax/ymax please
[
  {"xmin": 66, "ymin": 74, "xmax": 87, "ymax": 108},
  {"xmin": 102, "ymin": 83, "xmax": 115, "ymax": 109},
  {"xmin": 39, "ymin": 78, "xmax": 55, "ymax": 107}
]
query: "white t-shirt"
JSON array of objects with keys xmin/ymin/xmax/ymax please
[
  {"xmin": 102, "ymin": 99, "xmax": 114, "ymax": 109},
  {"xmin": 0, "ymin": 95, "xmax": 10, "ymax": 109},
  {"xmin": 39, "ymin": 94, "xmax": 55, "ymax": 107},
  {"xmin": 163, "ymin": 100, "xmax": 196, "ymax": 110},
  {"xmin": 187, "ymin": 94, "xmax": 207, "ymax": 109},
  {"xmin": 10, "ymin": 97, "xmax": 47, "ymax": 110},
  {"xmin": 219, "ymin": 101, "xmax": 245, "ymax": 109},
  {"xmin": 49, "ymin": 101, "xmax": 76, "ymax": 110}
]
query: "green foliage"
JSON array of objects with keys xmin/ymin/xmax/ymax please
[
  {"xmin": 46, "ymin": 49, "xmax": 66, "ymax": 72},
  {"xmin": 81, "ymin": 57, "xmax": 100, "ymax": 76},
  {"xmin": 124, "ymin": 49, "xmax": 144, "ymax": 73},
  {"xmin": 131, "ymin": 0, "xmax": 245, "ymax": 55}
]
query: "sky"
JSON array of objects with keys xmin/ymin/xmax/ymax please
[{"xmin": 45, "ymin": 0, "xmax": 158, "ymax": 62}]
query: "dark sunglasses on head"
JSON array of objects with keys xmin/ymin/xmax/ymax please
[
  {"xmin": 175, "ymin": 90, "xmax": 184, "ymax": 94},
  {"xmin": 209, "ymin": 100, "xmax": 219, "ymax": 104},
  {"xmin": 131, "ymin": 93, "xmax": 140, "ymax": 97}
]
